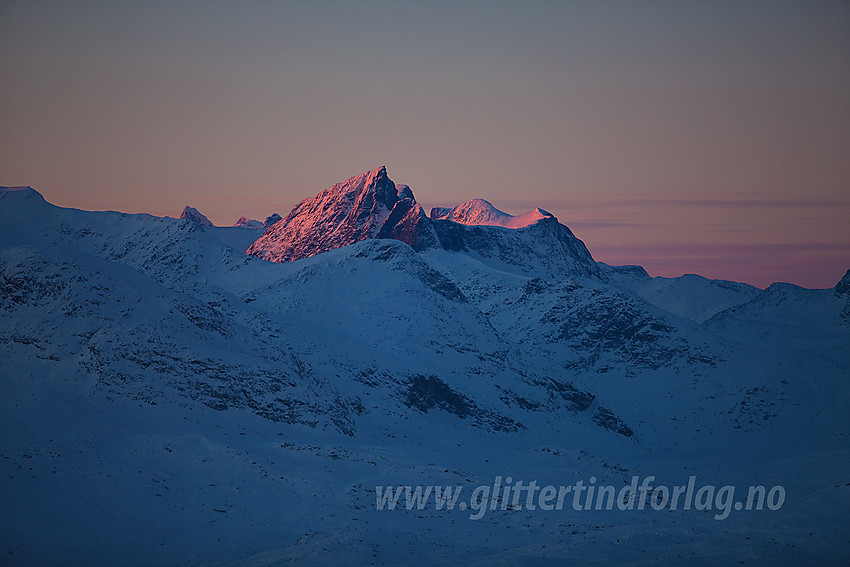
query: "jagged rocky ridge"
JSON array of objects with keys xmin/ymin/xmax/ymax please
[
  {"xmin": 246, "ymin": 166, "xmax": 435, "ymax": 261},
  {"xmin": 246, "ymin": 166, "xmax": 602, "ymax": 280},
  {"xmin": 233, "ymin": 216, "xmax": 263, "ymax": 229}
]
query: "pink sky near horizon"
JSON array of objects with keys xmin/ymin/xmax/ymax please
[{"xmin": 1, "ymin": 1, "xmax": 848, "ymax": 289}]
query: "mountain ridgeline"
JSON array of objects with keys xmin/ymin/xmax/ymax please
[{"xmin": 245, "ymin": 166, "xmax": 603, "ymax": 280}]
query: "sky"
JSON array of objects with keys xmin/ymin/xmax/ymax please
[{"xmin": 1, "ymin": 0, "xmax": 848, "ymax": 289}]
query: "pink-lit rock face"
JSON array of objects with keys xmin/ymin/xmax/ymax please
[
  {"xmin": 233, "ymin": 216, "xmax": 262, "ymax": 229},
  {"xmin": 246, "ymin": 166, "xmax": 434, "ymax": 262},
  {"xmin": 376, "ymin": 198, "xmax": 440, "ymax": 252},
  {"xmin": 245, "ymin": 165, "xmax": 603, "ymax": 280}
]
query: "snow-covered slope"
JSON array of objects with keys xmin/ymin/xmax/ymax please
[
  {"xmin": 602, "ymin": 263, "xmax": 762, "ymax": 323},
  {"xmin": 2, "ymin": 183, "xmax": 849, "ymax": 566},
  {"xmin": 431, "ymin": 214, "xmax": 603, "ymax": 280}
]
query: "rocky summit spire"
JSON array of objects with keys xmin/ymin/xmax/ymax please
[
  {"xmin": 246, "ymin": 166, "xmax": 429, "ymax": 262},
  {"xmin": 244, "ymin": 165, "xmax": 602, "ymax": 280},
  {"xmin": 262, "ymin": 213, "xmax": 282, "ymax": 232},
  {"xmin": 233, "ymin": 216, "xmax": 263, "ymax": 229}
]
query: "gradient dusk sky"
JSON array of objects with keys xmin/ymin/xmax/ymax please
[{"xmin": 2, "ymin": 1, "xmax": 848, "ymax": 288}]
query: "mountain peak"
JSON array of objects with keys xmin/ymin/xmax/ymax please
[
  {"xmin": 233, "ymin": 216, "xmax": 263, "ymax": 229},
  {"xmin": 263, "ymin": 213, "xmax": 282, "ymax": 232},
  {"xmin": 431, "ymin": 199, "xmax": 554, "ymax": 229},
  {"xmin": 245, "ymin": 166, "xmax": 601, "ymax": 279},
  {"xmin": 179, "ymin": 206, "xmax": 214, "ymax": 227},
  {"xmin": 246, "ymin": 166, "xmax": 418, "ymax": 262}
]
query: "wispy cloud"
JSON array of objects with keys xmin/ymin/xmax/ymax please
[
  {"xmin": 493, "ymin": 197, "xmax": 850, "ymax": 211},
  {"xmin": 563, "ymin": 220, "xmax": 648, "ymax": 229},
  {"xmin": 596, "ymin": 242, "xmax": 850, "ymax": 256}
]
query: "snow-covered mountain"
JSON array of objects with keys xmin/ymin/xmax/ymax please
[
  {"xmin": 233, "ymin": 216, "xmax": 263, "ymax": 229},
  {"xmin": 248, "ymin": 166, "xmax": 602, "ymax": 280},
  {"xmin": 262, "ymin": 212, "xmax": 282, "ymax": 232},
  {"xmin": 1, "ymin": 177, "xmax": 848, "ymax": 566},
  {"xmin": 246, "ymin": 166, "xmax": 434, "ymax": 261},
  {"xmin": 601, "ymin": 263, "xmax": 763, "ymax": 323},
  {"xmin": 431, "ymin": 198, "xmax": 553, "ymax": 229},
  {"xmin": 429, "ymin": 213, "xmax": 603, "ymax": 280},
  {"xmin": 179, "ymin": 205, "xmax": 214, "ymax": 226}
]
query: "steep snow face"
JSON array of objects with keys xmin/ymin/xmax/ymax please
[
  {"xmin": 431, "ymin": 198, "xmax": 553, "ymax": 229},
  {"xmin": 247, "ymin": 166, "xmax": 417, "ymax": 262},
  {"xmin": 426, "ymin": 198, "xmax": 601, "ymax": 280},
  {"xmin": 432, "ymin": 215, "xmax": 604, "ymax": 281},
  {"xmin": 179, "ymin": 205, "xmax": 214, "ymax": 227}
]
